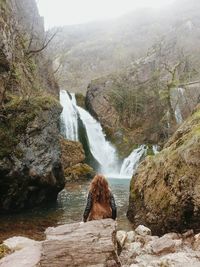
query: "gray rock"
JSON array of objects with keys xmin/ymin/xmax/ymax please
[
  {"xmin": 117, "ymin": 231, "xmax": 127, "ymax": 248},
  {"xmin": 41, "ymin": 219, "xmax": 121, "ymax": 267},
  {"xmin": 135, "ymin": 225, "xmax": 151, "ymax": 237},
  {"xmin": 151, "ymin": 237, "xmax": 176, "ymax": 255},
  {"xmin": 0, "ymin": 106, "xmax": 65, "ymax": 212}
]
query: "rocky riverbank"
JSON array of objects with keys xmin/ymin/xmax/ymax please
[
  {"xmin": 127, "ymin": 104, "xmax": 200, "ymax": 234},
  {"xmin": 1, "ymin": 220, "xmax": 200, "ymax": 266}
]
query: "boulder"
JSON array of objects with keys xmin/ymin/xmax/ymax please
[
  {"xmin": 0, "ymin": 103, "xmax": 65, "ymax": 212},
  {"xmin": 151, "ymin": 236, "xmax": 176, "ymax": 255},
  {"xmin": 127, "ymin": 105, "xmax": 200, "ymax": 234},
  {"xmin": 116, "ymin": 231, "xmax": 127, "ymax": 248},
  {"xmin": 135, "ymin": 225, "xmax": 151, "ymax": 237},
  {"xmin": 3, "ymin": 237, "xmax": 39, "ymax": 251},
  {"xmin": 60, "ymin": 138, "xmax": 85, "ymax": 169},
  {"xmin": 64, "ymin": 163, "xmax": 95, "ymax": 181},
  {"xmin": 41, "ymin": 219, "xmax": 120, "ymax": 267},
  {"xmin": 0, "ymin": 244, "xmax": 41, "ymax": 267}
]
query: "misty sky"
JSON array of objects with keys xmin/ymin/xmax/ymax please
[{"xmin": 37, "ymin": 0, "xmax": 175, "ymax": 29}]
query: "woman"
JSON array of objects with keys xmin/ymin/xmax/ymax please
[{"xmin": 83, "ymin": 174, "xmax": 117, "ymax": 222}]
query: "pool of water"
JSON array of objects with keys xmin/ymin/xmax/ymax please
[{"xmin": 0, "ymin": 178, "xmax": 133, "ymax": 242}]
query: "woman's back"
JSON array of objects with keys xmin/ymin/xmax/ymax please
[{"xmin": 83, "ymin": 175, "xmax": 117, "ymax": 222}]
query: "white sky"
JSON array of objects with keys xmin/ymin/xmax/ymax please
[{"xmin": 37, "ymin": 0, "xmax": 175, "ymax": 29}]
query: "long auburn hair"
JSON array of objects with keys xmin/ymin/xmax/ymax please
[{"xmin": 89, "ymin": 174, "xmax": 111, "ymax": 203}]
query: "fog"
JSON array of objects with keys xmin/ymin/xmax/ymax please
[{"xmin": 37, "ymin": 0, "xmax": 175, "ymax": 29}]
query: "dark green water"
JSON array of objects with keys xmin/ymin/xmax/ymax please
[{"xmin": 0, "ymin": 178, "xmax": 132, "ymax": 242}]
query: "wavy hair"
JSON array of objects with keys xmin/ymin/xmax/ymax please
[{"xmin": 89, "ymin": 174, "xmax": 111, "ymax": 203}]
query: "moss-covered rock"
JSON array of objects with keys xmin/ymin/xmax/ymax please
[
  {"xmin": 0, "ymin": 94, "xmax": 59, "ymax": 159},
  {"xmin": 0, "ymin": 0, "xmax": 64, "ymax": 213},
  {"xmin": 0, "ymin": 98, "xmax": 65, "ymax": 213},
  {"xmin": 127, "ymin": 104, "xmax": 200, "ymax": 234},
  {"xmin": 75, "ymin": 93, "xmax": 86, "ymax": 109},
  {"xmin": 0, "ymin": 244, "xmax": 11, "ymax": 259},
  {"xmin": 65, "ymin": 163, "xmax": 95, "ymax": 181},
  {"xmin": 60, "ymin": 137, "xmax": 95, "ymax": 181},
  {"xmin": 60, "ymin": 138, "xmax": 85, "ymax": 169}
]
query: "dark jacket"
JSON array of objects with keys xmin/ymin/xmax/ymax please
[{"xmin": 83, "ymin": 192, "xmax": 117, "ymax": 222}]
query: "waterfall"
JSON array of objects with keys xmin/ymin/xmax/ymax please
[
  {"xmin": 76, "ymin": 106, "xmax": 119, "ymax": 175},
  {"xmin": 60, "ymin": 90, "xmax": 151, "ymax": 178},
  {"xmin": 120, "ymin": 145, "xmax": 147, "ymax": 177},
  {"xmin": 60, "ymin": 90, "xmax": 78, "ymax": 141},
  {"xmin": 60, "ymin": 90, "xmax": 119, "ymax": 175},
  {"xmin": 175, "ymin": 88, "xmax": 185, "ymax": 124},
  {"xmin": 171, "ymin": 87, "xmax": 186, "ymax": 124},
  {"xmin": 152, "ymin": 145, "xmax": 159, "ymax": 155}
]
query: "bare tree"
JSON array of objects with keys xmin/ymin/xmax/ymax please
[{"xmin": 26, "ymin": 31, "xmax": 58, "ymax": 57}]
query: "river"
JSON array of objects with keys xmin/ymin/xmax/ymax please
[{"xmin": 0, "ymin": 177, "xmax": 132, "ymax": 243}]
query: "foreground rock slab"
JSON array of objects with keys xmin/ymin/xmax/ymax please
[
  {"xmin": 0, "ymin": 219, "xmax": 120, "ymax": 267},
  {"xmin": 40, "ymin": 219, "xmax": 120, "ymax": 267}
]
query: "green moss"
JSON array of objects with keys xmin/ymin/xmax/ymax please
[
  {"xmin": 146, "ymin": 146, "xmax": 154, "ymax": 156},
  {"xmin": 0, "ymin": 0, "xmax": 7, "ymax": 10},
  {"xmin": 0, "ymin": 244, "xmax": 11, "ymax": 259},
  {"xmin": 65, "ymin": 163, "xmax": 95, "ymax": 181},
  {"xmin": 75, "ymin": 93, "xmax": 85, "ymax": 108},
  {"xmin": 0, "ymin": 94, "xmax": 60, "ymax": 159}
]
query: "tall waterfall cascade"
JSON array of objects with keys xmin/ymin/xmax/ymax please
[
  {"xmin": 60, "ymin": 90, "xmax": 119, "ymax": 175},
  {"xmin": 60, "ymin": 90, "xmax": 157, "ymax": 178},
  {"xmin": 60, "ymin": 90, "xmax": 78, "ymax": 141},
  {"xmin": 76, "ymin": 106, "xmax": 119, "ymax": 175}
]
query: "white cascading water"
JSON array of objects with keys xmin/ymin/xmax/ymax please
[
  {"xmin": 171, "ymin": 87, "xmax": 185, "ymax": 124},
  {"xmin": 76, "ymin": 106, "xmax": 119, "ymax": 175},
  {"xmin": 60, "ymin": 90, "xmax": 151, "ymax": 178},
  {"xmin": 60, "ymin": 90, "xmax": 78, "ymax": 141},
  {"xmin": 152, "ymin": 145, "xmax": 159, "ymax": 155},
  {"xmin": 119, "ymin": 145, "xmax": 147, "ymax": 177}
]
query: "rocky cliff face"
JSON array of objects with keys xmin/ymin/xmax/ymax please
[
  {"xmin": 86, "ymin": 61, "xmax": 167, "ymax": 157},
  {"xmin": 127, "ymin": 104, "xmax": 200, "ymax": 234},
  {"xmin": 0, "ymin": 101, "xmax": 64, "ymax": 211},
  {"xmin": 0, "ymin": 0, "xmax": 65, "ymax": 212},
  {"xmin": 86, "ymin": 44, "xmax": 200, "ymax": 157}
]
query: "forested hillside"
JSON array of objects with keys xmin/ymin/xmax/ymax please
[{"xmin": 49, "ymin": 0, "xmax": 200, "ymax": 93}]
